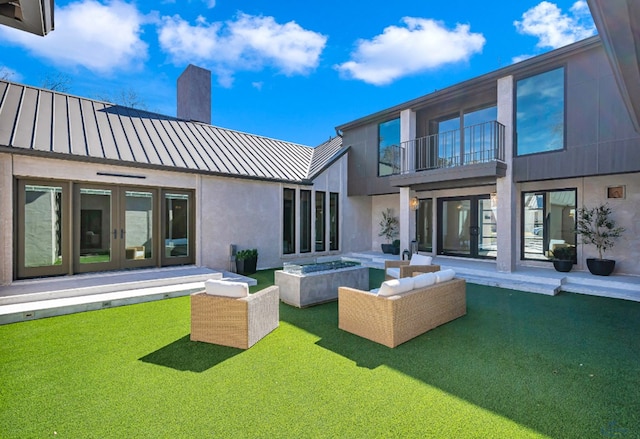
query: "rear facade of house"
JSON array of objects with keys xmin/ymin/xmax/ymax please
[{"xmin": 338, "ymin": 36, "xmax": 640, "ymax": 276}]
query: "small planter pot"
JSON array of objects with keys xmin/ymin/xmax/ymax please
[
  {"xmin": 586, "ymin": 258, "xmax": 616, "ymax": 276},
  {"xmin": 553, "ymin": 259, "xmax": 573, "ymax": 273}
]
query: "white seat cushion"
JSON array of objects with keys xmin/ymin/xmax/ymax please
[
  {"xmin": 434, "ymin": 269, "xmax": 456, "ymax": 283},
  {"xmin": 410, "ymin": 254, "xmax": 433, "ymax": 266},
  {"xmin": 413, "ymin": 272, "xmax": 436, "ymax": 289},
  {"xmin": 385, "ymin": 267, "xmax": 401, "ymax": 279},
  {"xmin": 378, "ymin": 276, "xmax": 415, "ymax": 296},
  {"xmin": 204, "ymin": 279, "xmax": 249, "ymax": 298}
]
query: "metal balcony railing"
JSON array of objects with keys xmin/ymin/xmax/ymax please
[{"xmin": 396, "ymin": 121, "xmax": 505, "ymax": 174}]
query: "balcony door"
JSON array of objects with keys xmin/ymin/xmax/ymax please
[
  {"xmin": 75, "ymin": 185, "xmax": 157, "ymax": 273},
  {"xmin": 438, "ymin": 195, "xmax": 496, "ymax": 259}
]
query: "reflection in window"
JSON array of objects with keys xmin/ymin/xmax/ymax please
[
  {"xmin": 378, "ymin": 118, "xmax": 401, "ymax": 176},
  {"xmin": 300, "ymin": 190, "xmax": 311, "ymax": 253},
  {"xmin": 125, "ymin": 191, "xmax": 153, "ymax": 260},
  {"xmin": 522, "ymin": 189, "xmax": 576, "ymax": 261},
  {"xmin": 464, "ymin": 106, "xmax": 497, "ymax": 164},
  {"xmin": 283, "ymin": 189, "xmax": 295, "ymax": 254},
  {"xmin": 330, "ymin": 193, "xmax": 339, "ymax": 251},
  {"xmin": 79, "ymin": 188, "xmax": 112, "ymax": 264},
  {"xmin": 24, "ymin": 185, "xmax": 63, "ymax": 268},
  {"xmin": 516, "ymin": 67, "xmax": 565, "ymax": 155},
  {"xmin": 165, "ymin": 193, "xmax": 189, "ymax": 258}
]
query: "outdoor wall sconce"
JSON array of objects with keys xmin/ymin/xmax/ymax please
[{"xmin": 410, "ymin": 197, "xmax": 419, "ymax": 211}]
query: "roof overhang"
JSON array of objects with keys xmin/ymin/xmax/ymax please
[
  {"xmin": 587, "ymin": 0, "xmax": 640, "ymax": 132},
  {"xmin": 0, "ymin": 0, "xmax": 54, "ymax": 36}
]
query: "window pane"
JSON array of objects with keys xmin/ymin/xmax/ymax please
[
  {"xmin": 441, "ymin": 199, "xmax": 471, "ymax": 255},
  {"xmin": 478, "ymin": 198, "xmax": 497, "ymax": 257},
  {"xmin": 464, "ymin": 106, "xmax": 497, "ymax": 164},
  {"xmin": 516, "ymin": 67, "xmax": 564, "ymax": 155},
  {"xmin": 416, "ymin": 198, "xmax": 432, "ymax": 252},
  {"xmin": 378, "ymin": 118, "xmax": 400, "ymax": 176},
  {"xmin": 522, "ymin": 189, "xmax": 576, "ymax": 261},
  {"xmin": 315, "ymin": 192, "xmax": 325, "ymax": 252},
  {"xmin": 330, "ymin": 193, "xmax": 339, "ymax": 251},
  {"xmin": 438, "ymin": 116, "xmax": 460, "ymax": 167},
  {"xmin": 300, "ymin": 190, "xmax": 311, "ymax": 253},
  {"xmin": 24, "ymin": 185, "xmax": 63, "ymax": 268},
  {"xmin": 165, "ymin": 193, "xmax": 189, "ymax": 258},
  {"xmin": 283, "ymin": 188, "xmax": 295, "ymax": 254},
  {"xmin": 125, "ymin": 191, "xmax": 153, "ymax": 260},
  {"xmin": 80, "ymin": 188, "xmax": 112, "ymax": 264}
]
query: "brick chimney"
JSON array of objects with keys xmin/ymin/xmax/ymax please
[{"xmin": 177, "ymin": 64, "xmax": 211, "ymax": 124}]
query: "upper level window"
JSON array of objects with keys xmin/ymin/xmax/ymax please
[
  {"xmin": 378, "ymin": 118, "xmax": 400, "ymax": 176},
  {"xmin": 516, "ymin": 67, "xmax": 565, "ymax": 155}
]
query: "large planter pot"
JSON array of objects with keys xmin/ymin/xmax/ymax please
[
  {"xmin": 586, "ymin": 258, "xmax": 615, "ymax": 276},
  {"xmin": 381, "ymin": 244, "xmax": 395, "ymax": 254},
  {"xmin": 236, "ymin": 257, "xmax": 257, "ymax": 275},
  {"xmin": 553, "ymin": 259, "xmax": 573, "ymax": 273}
]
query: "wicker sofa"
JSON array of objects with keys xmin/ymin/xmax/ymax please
[
  {"xmin": 384, "ymin": 253, "xmax": 440, "ymax": 280},
  {"xmin": 338, "ymin": 271, "xmax": 466, "ymax": 348},
  {"xmin": 190, "ymin": 280, "xmax": 279, "ymax": 349}
]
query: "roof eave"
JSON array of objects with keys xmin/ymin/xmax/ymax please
[
  {"xmin": 587, "ymin": 0, "xmax": 640, "ymax": 133},
  {"xmin": 0, "ymin": 0, "xmax": 54, "ymax": 36}
]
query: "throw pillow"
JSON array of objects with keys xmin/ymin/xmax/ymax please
[
  {"xmin": 409, "ymin": 253, "xmax": 433, "ymax": 266},
  {"xmin": 204, "ymin": 279, "xmax": 249, "ymax": 298}
]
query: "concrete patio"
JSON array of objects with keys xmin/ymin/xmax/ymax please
[{"xmin": 0, "ymin": 252, "xmax": 637, "ymax": 325}]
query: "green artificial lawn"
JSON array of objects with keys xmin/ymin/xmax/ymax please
[{"xmin": 1, "ymin": 269, "xmax": 639, "ymax": 438}]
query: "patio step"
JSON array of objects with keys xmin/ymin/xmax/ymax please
[
  {"xmin": 0, "ymin": 267, "xmax": 257, "ymax": 325},
  {"xmin": 560, "ymin": 274, "xmax": 640, "ymax": 301}
]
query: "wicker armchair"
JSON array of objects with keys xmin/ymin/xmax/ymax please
[
  {"xmin": 190, "ymin": 285, "xmax": 279, "ymax": 349},
  {"xmin": 384, "ymin": 259, "xmax": 440, "ymax": 280},
  {"xmin": 338, "ymin": 277, "xmax": 466, "ymax": 348}
]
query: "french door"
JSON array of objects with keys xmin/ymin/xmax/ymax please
[
  {"xmin": 75, "ymin": 185, "xmax": 157, "ymax": 273},
  {"xmin": 437, "ymin": 195, "xmax": 497, "ymax": 259},
  {"xmin": 17, "ymin": 179, "xmax": 196, "ymax": 279}
]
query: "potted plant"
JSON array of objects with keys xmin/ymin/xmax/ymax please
[
  {"xmin": 378, "ymin": 208, "xmax": 399, "ymax": 254},
  {"xmin": 236, "ymin": 248, "xmax": 258, "ymax": 275},
  {"xmin": 551, "ymin": 245, "xmax": 575, "ymax": 273},
  {"xmin": 575, "ymin": 203, "xmax": 625, "ymax": 276},
  {"xmin": 392, "ymin": 239, "xmax": 401, "ymax": 256}
]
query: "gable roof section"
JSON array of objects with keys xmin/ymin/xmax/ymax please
[
  {"xmin": 307, "ymin": 135, "xmax": 345, "ymax": 180},
  {"xmin": 0, "ymin": 80, "xmax": 341, "ymax": 184}
]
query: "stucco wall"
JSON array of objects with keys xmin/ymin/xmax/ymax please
[{"xmin": 0, "ymin": 153, "xmax": 12, "ymax": 285}]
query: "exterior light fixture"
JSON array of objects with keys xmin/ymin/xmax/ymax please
[{"xmin": 410, "ymin": 197, "xmax": 419, "ymax": 211}]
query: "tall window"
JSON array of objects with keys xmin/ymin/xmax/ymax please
[
  {"xmin": 416, "ymin": 198, "xmax": 433, "ymax": 252},
  {"xmin": 315, "ymin": 192, "xmax": 325, "ymax": 252},
  {"xmin": 516, "ymin": 67, "xmax": 565, "ymax": 155},
  {"xmin": 522, "ymin": 189, "xmax": 576, "ymax": 261},
  {"xmin": 300, "ymin": 190, "xmax": 311, "ymax": 253},
  {"xmin": 378, "ymin": 118, "xmax": 401, "ymax": 176},
  {"xmin": 330, "ymin": 192, "xmax": 339, "ymax": 251},
  {"xmin": 283, "ymin": 188, "xmax": 295, "ymax": 254}
]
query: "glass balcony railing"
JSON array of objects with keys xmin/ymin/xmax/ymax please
[{"xmin": 396, "ymin": 120, "xmax": 505, "ymax": 174}]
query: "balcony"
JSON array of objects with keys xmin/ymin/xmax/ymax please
[{"xmin": 388, "ymin": 121, "xmax": 507, "ymax": 190}]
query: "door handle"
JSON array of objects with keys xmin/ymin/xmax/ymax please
[
  {"xmin": 121, "ymin": 229, "xmax": 124, "ymax": 239},
  {"xmin": 113, "ymin": 229, "xmax": 117, "ymax": 239}
]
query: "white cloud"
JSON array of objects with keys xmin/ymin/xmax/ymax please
[
  {"xmin": 514, "ymin": 1, "xmax": 596, "ymax": 50},
  {"xmin": 0, "ymin": 0, "xmax": 148, "ymax": 74},
  {"xmin": 335, "ymin": 18, "xmax": 485, "ymax": 86},
  {"xmin": 158, "ymin": 13, "xmax": 327, "ymax": 87}
]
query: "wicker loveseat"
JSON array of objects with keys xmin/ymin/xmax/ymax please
[
  {"xmin": 190, "ymin": 279, "xmax": 279, "ymax": 349},
  {"xmin": 338, "ymin": 270, "xmax": 466, "ymax": 348},
  {"xmin": 384, "ymin": 253, "xmax": 440, "ymax": 280}
]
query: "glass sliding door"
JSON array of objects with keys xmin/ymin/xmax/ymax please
[
  {"xmin": 163, "ymin": 192, "xmax": 193, "ymax": 265},
  {"xmin": 283, "ymin": 188, "xmax": 295, "ymax": 254},
  {"xmin": 123, "ymin": 190, "xmax": 155, "ymax": 267},
  {"xmin": 77, "ymin": 186, "xmax": 118, "ymax": 272},
  {"xmin": 416, "ymin": 198, "xmax": 433, "ymax": 252},
  {"xmin": 17, "ymin": 181, "xmax": 69, "ymax": 278},
  {"xmin": 438, "ymin": 195, "xmax": 496, "ymax": 259},
  {"xmin": 300, "ymin": 190, "xmax": 311, "ymax": 253}
]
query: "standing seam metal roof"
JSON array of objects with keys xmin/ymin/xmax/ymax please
[{"xmin": 0, "ymin": 80, "xmax": 344, "ymax": 183}]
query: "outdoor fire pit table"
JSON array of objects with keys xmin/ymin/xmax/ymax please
[{"xmin": 275, "ymin": 260, "xmax": 369, "ymax": 308}]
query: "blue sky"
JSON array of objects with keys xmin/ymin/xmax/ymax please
[{"xmin": 0, "ymin": 0, "xmax": 596, "ymax": 146}]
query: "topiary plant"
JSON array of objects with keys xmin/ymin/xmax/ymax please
[{"xmin": 575, "ymin": 203, "xmax": 625, "ymax": 260}]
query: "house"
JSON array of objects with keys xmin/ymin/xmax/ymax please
[
  {"xmin": 0, "ymin": 0, "xmax": 638, "ymax": 288},
  {"xmin": 336, "ymin": 34, "xmax": 640, "ymax": 276},
  {"xmin": 0, "ymin": 66, "xmax": 374, "ymax": 286}
]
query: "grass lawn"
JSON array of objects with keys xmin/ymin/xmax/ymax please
[{"xmin": 1, "ymin": 269, "xmax": 639, "ymax": 438}]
